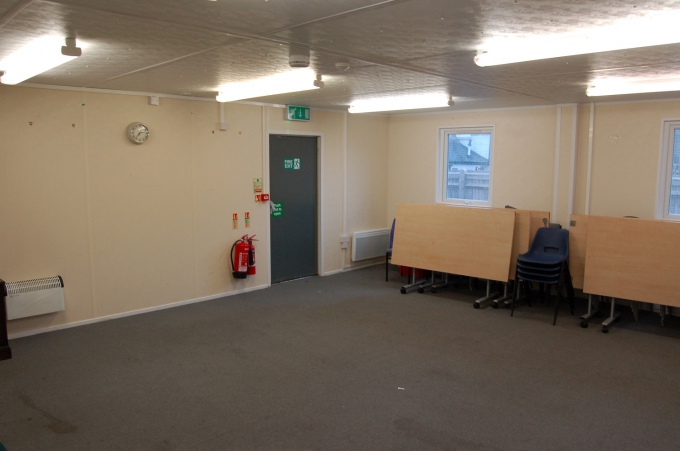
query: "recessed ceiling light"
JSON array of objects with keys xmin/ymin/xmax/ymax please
[
  {"xmin": 586, "ymin": 78, "xmax": 680, "ymax": 96},
  {"xmin": 348, "ymin": 94, "xmax": 453, "ymax": 114},
  {"xmin": 475, "ymin": 10, "xmax": 680, "ymax": 66},
  {"xmin": 0, "ymin": 36, "xmax": 82, "ymax": 85},
  {"xmin": 216, "ymin": 69, "xmax": 323, "ymax": 102}
]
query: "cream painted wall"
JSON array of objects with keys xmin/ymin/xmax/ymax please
[
  {"xmin": 555, "ymin": 105, "xmax": 576, "ymax": 227},
  {"xmin": 4, "ymin": 83, "xmax": 676, "ymax": 338},
  {"xmin": 0, "ymin": 88, "xmax": 94, "ymax": 331},
  {"xmin": 566, "ymin": 100, "xmax": 680, "ymax": 219},
  {"xmin": 1, "ymin": 86, "xmax": 389, "ymax": 336},
  {"xmin": 345, "ymin": 114, "xmax": 389, "ymax": 268},
  {"xmin": 387, "ymin": 99, "xmax": 680, "ymax": 228},
  {"xmin": 573, "ymin": 104, "xmax": 592, "ymax": 216},
  {"xmin": 387, "ymin": 107, "xmax": 558, "ymax": 220},
  {"xmin": 587, "ymin": 101, "xmax": 680, "ymax": 219}
]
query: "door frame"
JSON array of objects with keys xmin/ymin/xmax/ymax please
[{"xmin": 265, "ymin": 130, "xmax": 324, "ymax": 286}]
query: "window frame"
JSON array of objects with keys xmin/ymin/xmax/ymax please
[
  {"xmin": 656, "ymin": 119, "xmax": 680, "ymax": 220},
  {"xmin": 437, "ymin": 125, "xmax": 495, "ymax": 207}
]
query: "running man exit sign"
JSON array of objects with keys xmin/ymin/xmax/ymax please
[{"xmin": 286, "ymin": 105, "xmax": 310, "ymax": 121}]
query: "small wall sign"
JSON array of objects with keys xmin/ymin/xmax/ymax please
[
  {"xmin": 286, "ymin": 105, "xmax": 310, "ymax": 121},
  {"xmin": 271, "ymin": 202, "xmax": 284, "ymax": 218},
  {"xmin": 284, "ymin": 158, "xmax": 300, "ymax": 170}
]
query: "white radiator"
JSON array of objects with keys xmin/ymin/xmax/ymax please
[
  {"xmin": 5, "ymin": 276, "xmax": 65, "ymax": 320},
  {"xmin": 351, "ymin": 228, "xmax": 391, "ymax": 262}
]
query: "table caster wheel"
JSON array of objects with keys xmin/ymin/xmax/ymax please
[
  {"xmin": 400, "ymin": 287, "xmax": 406, "ymax": 294},
  {"xmin": 431, "ymin": 289, "xmax": 437, "ymax": 294},
  {"xmin": 417, "ymin": 287, "xmax": 424, "ymax": 293},
  {"xmin": 473, "ymin": 303, "xmax": 480, "ymax": 309},
  {"xmin": 492, "ymin": 302, "xmax": 499, "ymax": 309},
  {"xmin": 602, "ymin": 325, "xmax": 609, "ymax": 333},
  {"xmin": 581, "ymin": 320, "xmax": 588, "ymax": 328}
]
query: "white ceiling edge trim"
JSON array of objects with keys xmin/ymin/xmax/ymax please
[
  {"xmin": 15, "ymin": 83, "xmax": 353, "ymax": 113},
  {"xmin": 20, "ymin": 82, "xmax": 680, "ymax": 114},
  {"xmin": 345, "ymin": 111, "xmax": 389, "ymax": 117},
  {"xmin": 19, "ymin": 83, "xmax": 218, "ymax": 102},
  {"xmin": 589, "ymin": 96, "xmax": 680, "ymax": 108},
  {"xmin": 388, "ymin": 103, "xmax": 558, "ymax": 118}
]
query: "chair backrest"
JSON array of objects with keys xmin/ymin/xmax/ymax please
[
  {"xmin": 528, "ymin": 227, "xmax": 569, "ymax": 258},
  {"xmin": 389, "ymin": 218, "xmax": 396, "ymax": 248}
]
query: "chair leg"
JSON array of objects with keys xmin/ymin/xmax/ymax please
[
  {"xmin": 564, "ymin": 265, "xmax": 575, "ymax": 314},
  {"xmin": 540, "ymin": 284, "xmax": 550, "ymax": 304},
  {"xmin": 511, "ymin": 275, "xmax": 519, "ymax": 317},
  {"xmin": 524, "ymin": 280, "xmax": 532, "ymax": 307},
  {"xmin": 553, "ymin": 277, "xmax": 564, "ymax": 326}
]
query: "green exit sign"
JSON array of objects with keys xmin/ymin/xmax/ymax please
[{"xmin": 287, "ymin": 105, "xmax": 310, "ymax": 121}]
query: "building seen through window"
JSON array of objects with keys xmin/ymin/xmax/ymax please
[
  {"xmin": 669, "ymin": 128, "xmax": 680, "ymax": 215},
  {"xmin": 443, "ymin": 131, "xmax": 492, "ymax": 203}
]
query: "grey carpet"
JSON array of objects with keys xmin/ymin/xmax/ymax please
[{"xmin": 1, "ymin": 265, "xmax": 679, "ymax": 451}]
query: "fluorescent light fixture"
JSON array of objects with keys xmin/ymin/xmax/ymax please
[
  {"xmin": 0, "ymin": 37, "xmax": 82, "ymax": 85},
  {"xmin": 216, "ymin": 69, "xmax": 323, "ymax": 102},
  {"xmin": 475, "ymin": 10, "xmax": 680, "ymax": 66},
  {"xmin": 586, "ymin": 78, "xmax": 680, "ymax": 97},
  {"xmin": 348, "ymin": 94, "xmax": 454, "ymax": 114}
]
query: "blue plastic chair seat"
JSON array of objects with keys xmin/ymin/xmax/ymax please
[
  {"xmin": 517, "ymin": 253, "xmax": 566, "ymax": 266},
  {"xmin": 517, "ymin": 261, "xmax": 563, "ymax": 273},
  {"xmin": 516, "ymin": 267, "xmax": 562, "ymax": 280},
  {"xmin": 516, "ymin": 272, "xmax": 561, "ymax": 284}
]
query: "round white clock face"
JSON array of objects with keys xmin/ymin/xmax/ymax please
[{"xmin": 127, "ymin": 122, "xmax": 150, "ymax": 144}]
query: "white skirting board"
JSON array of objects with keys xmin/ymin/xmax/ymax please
[
  {"xmin": 325, "ymin": 260, "xmax": 382, "ymax": 276},
  {"xmin": 8, "ymin": 284, "xmax": 269, "ymax": 340}
]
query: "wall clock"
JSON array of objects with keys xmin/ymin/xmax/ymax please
[{"xmin": 126, "ymin": 122, "xmax": 150, "ymax": 144}]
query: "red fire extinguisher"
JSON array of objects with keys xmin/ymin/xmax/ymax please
[
  {"xmin": 231, "ymin": 234, "xmax": 257, "ymax": 279},
  {"xmin": 231, "ymin": 235, "xmax": 250, "ymax": 279},
  {"xmin": 247, "ymin": 235, "xmax": 257, "ymax": 275}
]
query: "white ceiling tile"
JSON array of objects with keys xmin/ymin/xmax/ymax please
[{"xmin": 2, "ymin": 0, "xmax": 680, "ymax": 111}]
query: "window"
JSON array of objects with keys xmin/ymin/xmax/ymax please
[
  {"xmin": 657, "ymin": 120, "xmax": 680, "ymax": 219},
  {"xmin": 438, "ymin": 126, "xmax": 494, "ymax": 206}
]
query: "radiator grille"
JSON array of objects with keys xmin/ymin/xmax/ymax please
[
  {"xmin": 6, "ymin": 276, "xmax": 63, "ymax": 296},
  {"xmin": 352, "ymin": 228, "xmax": 391, "ymax": 262}
]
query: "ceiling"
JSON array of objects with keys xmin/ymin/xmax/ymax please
[{"xmin": 2, "ymin": 0, "xmax": 680, "ymax": 113}]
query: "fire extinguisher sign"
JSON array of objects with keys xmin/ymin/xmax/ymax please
[
  {"xmin": 245, "ymin": 212, "xmax": 250, "ymax": 228},
  {"xmin": 232, "ymin": 213, "xmax": 238, "ymax": 229}
]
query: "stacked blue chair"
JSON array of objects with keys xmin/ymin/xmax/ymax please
[{"xmin": 510, "ymin": 227, "xmax": 575, "ymax": 325}]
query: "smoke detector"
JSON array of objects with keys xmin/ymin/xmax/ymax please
[
  {"xmin": 289, "ymin": 48, "xmax": 310, "ymax": 68},
  {"xmin": 335, "ymin": 62, "xmax": 351, "ymax": 72}
]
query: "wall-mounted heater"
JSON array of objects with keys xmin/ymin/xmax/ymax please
[
  {"xmin": 5, "ymin": 276, "xmax": 64, "ymax": 320},
  {"xmin": 351, "ymin": 228, "xmax": 391, "ymax": 262}
]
